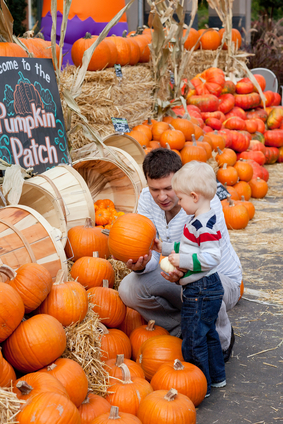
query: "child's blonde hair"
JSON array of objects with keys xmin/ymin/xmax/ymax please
[{"xmin": 171, "ymin": 161, "xmax": 217, "ymax": 200}]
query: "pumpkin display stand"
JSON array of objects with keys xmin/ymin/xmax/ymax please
[
  {"xmin": 0, "ymin": 205, "xmax": 67, "ymax": 279},
  {"xmin": 25, "ymin": 164, "xmax": 95, "ymax": 230},
  {"xmin": 72, "ymin": 144, "xmax": 147, "ymax": 213},
  {"xmin": 59, "ymin": 65, "xmax": 155, "ymax": 148},
  {"xmin": 0, "ymin": 182, "xmax": 67, "ymax": 247}
]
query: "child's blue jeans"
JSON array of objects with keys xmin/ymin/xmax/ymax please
[{"xmin": 181, "ymin": 272, "xmax": 226, "ymax": 394}]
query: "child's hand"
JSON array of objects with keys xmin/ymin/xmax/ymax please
[
  {"xmin": 152, "ymin": 238, "xmax": 162, "ymax": 253},
  {"xmin": 168, "ymin": 251, "xmax": 180, "ymax": 267}
]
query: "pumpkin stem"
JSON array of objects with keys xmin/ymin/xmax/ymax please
[
  {"xmin": 47, "ymin": 363, "xmax": 57, "ymax": 371},
  {"xmin": 173, "ymin": 359, "xmax": 185, "ymax": 370},
  {"xmin": 115, "ymin": 354, "xmax": 125, "ymax": 367},
  {"xmin": 168, "ymin": 124, "xmax": 174, "ymax": 130},
  {"xmin": 97, "ymin": 322, "xmax": 109, "ymax": 334},
  {"xmin": 191, "ymin": 134, "xmax": 196, "ymax": 143},
  {"xmin": 84, "ymin": 32, "xmax": 92, "ymax": 39},
  {"xmin": 84, "ymin": 217, "xmax": 94, "ymax": 228},
  {"xmin": 16, "ymin": 381, "xmax": 33, "ymax": 395},
  {"xmin": 0, "ymin": 264, "xmax": 16, "ymax": 281},
  {"xmin": 217, "ymin": 147, "xmax": 223, "ymax": 155},
  {"xmin": 164, "ymin": 388, "xmax": 178, "ymax": 401},
  {"xmin": 241, "ymin": 196, "xmax": 245, "ymax": 201},
  {"xmin": 120, "ymin": 363, "xmax": 133, "ymax": 384},
  {"xmin": 228, "ymin": 197, "xmax": 234, "ymax": 207},
  {"xmin": 122, "ymin": 30, "xmax": 128, "ymax": 38},
  {"xmin": 54, "ymin": 269, "xmax": 66, "ymax": 285},
  {"xmin": 165, "ymin": 143, "xmax": 171, "ymax": 150},
  {"xmin": 223, "ymin": 163, "xmax": 228, "ymax": 169},
  {"xmin": 109, "ymin": 406, "xmax": 120, "ymax": 419},
  {"xmin": 103, "ymin": 279, "xmax": 109, "ymax": 288},
  {"xmin": 93, "ymin": 251, "xmax": 99, "ymax": 258},
  {"xmin": 101, "ymin": 229, "xmax": 110, "ymax": 237},
  {"xmin": 198, "ymin": 136, "xmax": 204, "ymax": 141},
  {"xmin": 146, "ymin": 320, "xmax": 156, "ymax": 331}
]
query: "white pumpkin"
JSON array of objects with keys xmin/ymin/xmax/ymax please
[{"xmin": 160, "ymin": 257, "xmax": 177, "ymax": 273}]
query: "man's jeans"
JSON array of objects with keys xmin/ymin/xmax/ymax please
[{"xmin": 181, "ymin": 273, "xmax": 226, "ymax": 394}]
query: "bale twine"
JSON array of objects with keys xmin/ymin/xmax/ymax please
[{"xmin": 60, "ymin": 65, "xmax": 155, "ymax": 150}]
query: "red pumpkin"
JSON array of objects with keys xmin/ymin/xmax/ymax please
[
  {"xmin": 190, "ymin": 67, "xmax": 225, "ymax": 97},
  {"xmin": 218, "ymin": 93, "xmax": 235, "ymax": 114},
  {"xmin": 234, "ymin": 93, "xmax": 261, "ymax": 110},
  {"xmin": 230, "ymin": 131, "xmax": 250, "ymax": 153},
  {"xmin": 237, "ymin": 150, "xmax": 266, "ymax": 166},
  {"xmin": 225, "ymin": 106, "xmax": 247, "ymax": 121},
  {"xmin": 236, "ymin": 78, "xmax": 254, "ymax": 94},
  {"xmin": 264, "ymin": 130, "xmax": 283, "ymax": 147},
  {"xmin": 223, "ymin": 116, "xmax": 246, "ymax": 131},
  {"xmin": 221, "ymin": 80, "xmax": 236, "ymax": 95},
  {"xmin": 187, "ymin": 94, "xmax": 220, "ymax": 112}
]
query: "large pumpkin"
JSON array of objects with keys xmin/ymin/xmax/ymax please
[
  {"xmin": 65, "ymin": 217, "xmax": 110, "ymax": 261},
  {"xmin": 99, "ymin": 323, "xmax": 131, "ymax": 361},
  {"xmin": 118, "ymin": 307, "xmax": 146, "ymax": 338},
  {"xmin": 130, "ymin": 320, "xmax": 169, "ymax": 361},
  {"xmin": 150, "ymin": 359, "xmax": 207, "ymax": 407},
  {"xmin": 137, "ymin": 335, "xmax": 184, "ymax": 380},
  {"xmin": 0, "ymin": 282, "xmax": 25, "ymax": 343},
  {"xmin": 14, "ymin": 372, "xmax": 69, "ymax": 401},
  {"xmin": 137, "ymin": 389, "xmax": 196, "ymax": 424},
  {"xmin": 71, "ymin": 33, "xmax": 111, "ymax": 70},
  {"xmin": 39, "ymin": 357, "xmax": 88, "ymax": 407},
  {"xmin": 0, "ymin": 357, "xmax": 16, "ymax": 387},
  {"xmin": 71, "ymin": 252, "xmax": 115, "ymax": 289},
  {"xmin": 0, "ymin": 263, "xmax": 52, "ymax": 314},
  {"xmin": 36, "ymin": 270, "xmax": 88, "ymax": 326},
  {"xmin": 108, "ymin": 213, "xmax": 156, "ymax": 263},
  {"xmin": 16, "ymin": 392, "xmax": 82, "ymax": 424},
  {"xmin": 91, "ymin": 406, "xmax": 142, "ymax": 424},
  {"xmin": 105, "ymin": 354, "xmax": 145, "ymax": 380},
  {"xmin": 2, "ymin": 314, "xmax": 66, "ymax": 373}
]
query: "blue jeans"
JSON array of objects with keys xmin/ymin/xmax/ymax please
[{"xmin": 181, "ymin": 273, "xmax": 226, "ymax": 394}]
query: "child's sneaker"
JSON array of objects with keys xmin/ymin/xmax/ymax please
[
  {"xmin": 211, "ymin": 380, "xmax": 226, "ymax": 388},
  {"xmin": 205, "ymin": 393, "xmax": 210, "ymax": 398}
]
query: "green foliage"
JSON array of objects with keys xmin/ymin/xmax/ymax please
[
  {"xmin": 198, "ymin": 2, "xmax": 209, "ymax": 29},
  {"xmin": 6, "ymin": 0, "xmax": 27, "ymax": 36}
]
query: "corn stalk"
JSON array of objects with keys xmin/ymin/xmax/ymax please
[{"xmin": 147, "ymin": 0, "xmax": 197, "ymax": 119}]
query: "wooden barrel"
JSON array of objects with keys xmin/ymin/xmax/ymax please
[
  {"xmin": 0, "ymin": 182, "xmax": 68, "ymax": 247},
  {"xmin": 73, "ymin": 146, "xmax": 146, "ymax": 213},
  {"xmin": 103, "ymin": 134, "xmax": 145, "ymax": 171},
  {"xmin": 0, "ymin": 205, "xmax": 67, "ymax": 280},
  {"xmin": 25, "ymin": 164, "xmax": 95, "ymax": 230}
]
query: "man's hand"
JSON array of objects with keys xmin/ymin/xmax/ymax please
[
  {"xmin": 161, "ymin": 267, "xmax": 185, "ymax": 284},
  {"xmin": 126, "ymin": 251, "xmax": 152, "ymax": 272},
  {"xmin": 152, "ymin": 238, "xmax": 162, "ymax": 253}
]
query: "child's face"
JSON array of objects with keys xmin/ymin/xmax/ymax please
[{"xmin": 175, "ymin": 191, "xmax": 198, "ymax": 215}]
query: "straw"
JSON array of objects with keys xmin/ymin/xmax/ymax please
[{"xmin": 0, "ymin": 386, "xmax": 25, "ymax": 424}]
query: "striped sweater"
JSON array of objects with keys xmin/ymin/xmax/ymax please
[
  {"xmin": 137, "ymin": 187, "xmax": 242, "ymax": 286},
  {"xmin": 162, "ymin": 209, "xmax": 221, "ymax": 285}
]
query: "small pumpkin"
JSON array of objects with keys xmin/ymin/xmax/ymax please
[
  {"xmin": 198, "ymin": 29, "xmax": 221, "ymax": 50},
  {"xmin": 170, "ymin": 118, "xmax": 195, "ymax": 141},
  {"xmin": 78, "ymin": 393, "xmax": 112, "ymax": 424},
  {"xmin": 105, "ymin": 354, "xmax": 145, "ymax": 380},
  {"xmin": 71, "ymin": 33, "xmax": 111, "ymax": 70},
  {"xmin": 222, "ymin": 198, "xmax": 250, "ymax": 230},
  {"xmin": 130, "ymin": 320, "xmax": 169, "ymax": 361},
  {"xmin": 118, "ymin": 307, "xmax": 146, "ymax": 337},
  {"xmin": 126, "ymin": 130, "xmax": 150, "ymax": 147},
  {"xmin": 180, "ymin": 141, "xmax": 207, "ymax": 164},
  {"xmin": 14, "ymin": 372, "xmax": 69, "ymax": 401},
  {"xmin": 151, "ymin": 122, "xmax": 170, "ymax": 141},
  {"xmin": 215, "ymin": 147, "xmax": 237, "ymax": 167},
  {"xmin": 233, "ymin": 160, "xmax": 253, "ymax": 182},
  {"xmin": 217, "ymin": 163, "xmax": 238, "ymax": 186},
  {"xmin": 218, "ymin": 28, "xmax": 242, "ymax": 50},
  {"xmin": 233, "ymin": 181, "xmax": 252, "ymax": 201},
  {"xmin": 0, "ymin": 282, "xmax": 25, "ymax": 343},
  {"xmin": 99, "ymin": 323, "xmax": 132, "ymax": 361},
  {"xmin": 91, "ymin": 406, "xmax": 142, "ymax": 424},
  {"xmin": 249, "ymin": 177, "xmax": 268, "ymax": 198},
  {"xmin": 0, "ymin": 356, "xmax": 16, "ymax": 387},
  {"xmin": 159, "ymin": 129, "xmax": 186, "ymax": 150}
]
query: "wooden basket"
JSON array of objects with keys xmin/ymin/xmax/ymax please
[
  {"xmin": 73, "ymin": 146, "xmax": 146, "ymax": 213},
  {"xmin": 0, "ymin": 182, "xmax": 68, "ymax": 247},
  {"xmin": 25, "ymin": 164, "xmax": 95, "ymax": 230},
  {"xmin": 102, "ymin": 134, "xmax": 145, "ymax": 171},
  {"xmin": 0, "ymin": 205, "xmax": 67, "ymax": 279}
]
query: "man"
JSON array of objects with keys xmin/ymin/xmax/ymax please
[{"xmin": 118, "ymin": 148, "xmax": 241, "ymax": 361}]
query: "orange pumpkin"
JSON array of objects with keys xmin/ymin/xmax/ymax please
[
  {"xmin": 39, "ymin": 358, "xmax": 88, "ymax": 407},
  {"xmin": 71, "ymin": 252, "xmax": 115, "ymax": 289},
  {"xmin": 222, "ymin": 198, "xmax": 250, "ymax": 229},
  {"xmin": 14, "ymin": 372, "xmax": 69, "ymax": 401},
  {"xmin": 87, "ymin": 280, "xmax": 126, "ymax": 328},
  {"xmin": 130, "ymin": 320, "xmax": 169, "ymax": 361},
  {"xmin": 218, "ymin": 28, "xmax": 242, "ymax": 50},
  {"xmin": 91, "ymin": 406, "xmax": 142, "ymax": 424},
  {"xmin": 0, "ymin": 357, "xmax": 16, "ymax": 387},
  {"xmin": 160, "ymin": 129, "xmax": 186, "ymax": 150},
  {"xmin": 233, "ymin": 160, "xmax": 253, "ymax": 182},
  {"xmin": 183, "ymin": 28, "xmax": 200, "ymax": 50},
  {"xmin": 132, "ymin": 124, "xmax": 152, "ymax": 141},
  {"xmin": 233, "ymin": 181, "xmax": 252, "ymax": 201},
  {"xmin": 126, "ymin": 130, "xmax": 150, "ymax": 147},
  {"xmin": 65, "ymin": 217, "xmax": 110, "ymax": 261},
  {"xmin": 78, "ymin": 393, "xmax": 112, "ymax": 424},
  {"xmin": 215, "ymin": 147, "xmax": 237, "ymax": 167},
  {"xmin": 0, "ymin": 282, "xmax": 25, "ymax": 343},
  {"xmin": 108, "ymin": 213, "xmax": 156, "ymax": 263},
  {"xmin": 198, "ymin": 29, "xmax": 221, "ymax": 50},
  {"xmin": 118, "ymin": 307, "xmax": 146, "ymax": 337},
  {"xmin": 217, "ymin": 163, "xmax": 238, "ymax": 186},
  {"xmin": 36, "ymin": 270, "xmax": 88, "ymax": 326},
  {"xmin": 100, "ymin": 323, "xmax": 132, "ymax": 361},
  {"xmin": 180, "ymin": 141, "xmax": 207, "ymax": 164},
  {"xmin": 71, "ymin": 33, "xmax": 111, "ymax": 70},
  {"xmin": 110, "ymin": 35, "xmax": 131, "ymax": 66},
  {"xmin": 105, "ymin": 354, "xmax": 145, "ymax": 380},
  {"xmin": 150, "ymin": 359, "xmax": 207, "ymax": 407},
  {"xmin": 249, "ymin": 177, "xmax": 268, "ymax": 198},
  {"xmin": 136, "ymin": 335, "xmax": 184, "ymax": 380},
  {"xmin": 152, "ymin": 122, "xmax": 170, "ymax": 141}
]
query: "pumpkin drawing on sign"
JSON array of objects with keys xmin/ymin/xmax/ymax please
[{"xmin": 14, "ymin": 81, "xmax": 43, "ymax": 115}]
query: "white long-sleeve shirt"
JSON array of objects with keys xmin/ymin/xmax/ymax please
[
  {"xmin": 162, "ymin": 208, "xmax": 221, "ymax": 285},
  {"xmin": 137, "ymin": 187, "xmax": 242, "ymax": 286}
]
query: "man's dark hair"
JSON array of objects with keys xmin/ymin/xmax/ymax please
[{"xmin": 143, "ymin": 148, "xmax": 182, "ymax": 180}]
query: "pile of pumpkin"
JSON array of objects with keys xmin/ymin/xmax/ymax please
[
  {"xmin": 94, "ymin": 199, "xmax": 124, "ymax": 229},
  {"xmin": 71, "ymin": 29, "xmax": 151, "ymax": 71},
  {"xmin": 183, "ymin": 27, "xmax": 242, "ymax": 51},
  {"xmin": 0, "ymin": 214, "xmax": 208, "ymax": 423}
]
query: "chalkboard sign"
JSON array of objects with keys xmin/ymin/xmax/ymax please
[
  {"xmin": 0, "ymin": 57, "xmax": 70, "ymax": 173},
  {"xmin": 216, "ymin": 179, "xmax": 230, "ymax": 201},
  {"xmin": 114, "ymin": 64, "xmax": 123, "ymax": 78},
  {"xmin": 111, "ymin": 117, "xmax": 130, "ymax": 133}
]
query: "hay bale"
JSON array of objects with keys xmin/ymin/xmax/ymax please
[
  {"xmin": 183, "ymin": 50, "xmax": 248, "ymax": 80},
  {"xmin": 62, "ymin": 305, "xmax": 109, "ymax": 397},
  {"xmin": 0, "ymin": 386, "xmax": 25, "ymax": 424},
  {"xmin": 60, "ymin": 65, "xmax": 155, "ymax": 150}
]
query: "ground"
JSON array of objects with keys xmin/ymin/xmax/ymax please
[{"xmin": 197, "ymin": 163, "xmax": 283, "ymax": 424}]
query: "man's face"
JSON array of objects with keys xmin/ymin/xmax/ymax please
[{"xmin": 147, "ymin": 173, "xmax": 180, "ymax": 211}]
